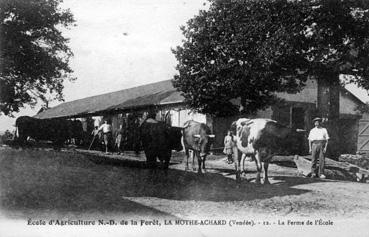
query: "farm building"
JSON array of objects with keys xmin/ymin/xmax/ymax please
[{"xmin": 34, "ymin": 79, "xmax": 368, "ymax": 154}]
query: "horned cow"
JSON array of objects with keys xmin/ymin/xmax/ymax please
[
  {"xmin": 139, "ymin": 118, "xmax": 183, "ymax": 169},
  {"xmin": 230, "ymin": 118, "xmax": 305, "ymax": 184},
  {"xmin": 182, "ymin": 120, "xmax": 215, "ymax": 174}
]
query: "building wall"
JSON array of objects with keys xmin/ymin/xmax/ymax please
[
  {"xmin": 165, "ymin": 103, "xmax": 360, "ymax": 154},
  {"xmin": 211, "ymin": 116, "xmax": 237, "ymax": 150},
  {"xmin": 208, "ymin": 78, "xmax": 319, "ymax": 149},
  {"xmin": 338, "ymin": 91, "xmax": 362, "ymax": 154},
  {"xmin": 169, "ymin": 109, "xmax": 207, "ymax": 127},
  {"xmin": 340, "ymin": 90, "xmax": 361, "ymax": 115},
  {"xmin": 77, "ymin": 78, "xmax": 364, "ymax": 154},
  {"xmin": 275, "ymin": 78, "xmax": 318, "ymax": 104},
  {"xmin": 210, "ymin": 102, "xmax": 314, "ymax": 152},
  {"xmin": 339, "ymin": 118, "xmax": 359, "ymax": 154}
]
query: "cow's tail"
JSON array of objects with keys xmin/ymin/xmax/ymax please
[
  {"xmin": 180, "ymin": 130, "xmax": 186, "ymax": 152},
  {"xmin": 181, "ymin": 132, "xmax": 186, "ymax": 151}
]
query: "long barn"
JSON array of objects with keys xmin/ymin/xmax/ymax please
[{"xmin": 35, "ymin": 79, "xmax": 368, "ymax": 154}]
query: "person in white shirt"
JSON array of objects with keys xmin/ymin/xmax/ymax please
[
  {"xmin": 89, "ymin": 126, "xmax": 101, "ymax": 150},
  {"xmin": 98, "ymin": 120, "xmax": 112, "ymax": 153},
  {"xmin": 308, "ymin": 117, "xmax": 329, "ymax": 179}
]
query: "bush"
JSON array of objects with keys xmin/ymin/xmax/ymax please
[{"xmin": 0, "ymin": 130, "xmax": 14, "ymax": 144}]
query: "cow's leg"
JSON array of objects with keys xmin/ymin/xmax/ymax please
[
  {"xmin": 192, "ymin": 150, "xmax": 197, "ymax": 171},
  {"xmin": 158, "ymin": 158, "xmax": 163, "ymax": 169},
  {"xmin": 263, "ymin": 161, "xmax": 270, "ymax": 184},
  {"xmin": 160, "ymin": 157, "xmax": 169, "ymax": 177},
  {"xmin": 241, "ymin": 153, "xmax": 246, "ymax": 176},
  {"xmin": 161, "ymin": 151, "xmax": 171, "ymax": 170},
  {"xmin": 233, "ymin": 147, "xmax": 242, "ymax": 182},
  {"xmin": 162, "ymin": 160, "xmax": 169, "ymax": 176},
  {"xmin": 255, "ymin": 151, "xmax": 262, "ymax": 184},
  {"xmin": 164, "ymin": 158, "xmax": 170, "ymax": 170},
  {"xmin": 146, "ymin": 153, "xmax": 157, "ymax": 169},
  {"xmin": 202, "ymin": 155, "xmax": 206, "ymax": 173},
  {"xmin": 185, "ymin": 149, "xmax": 190, "ymax": 171},
  {"xmin": 18, "ymin": 134, "xmax": 27, "ymax": 146},
  {"xmin": 196, "ymin": 151, "xmax": 202, "ymax": 174}
]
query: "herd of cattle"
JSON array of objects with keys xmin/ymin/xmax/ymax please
[{"xmin": 14, "ymin": 115, "xmax": 305, "ymax": 184}]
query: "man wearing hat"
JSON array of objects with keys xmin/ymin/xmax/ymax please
[{"xmin": 308, "ymin": 117, "xmax": 329, "ymax": 179}]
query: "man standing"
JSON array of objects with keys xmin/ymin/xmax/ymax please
[
  {"xmin": 115, "ymin": 124, "xmax": 124, "ymax": 154},
  {"xmin": 308, "ymin": 117, "xmax": 329, "ymax": 179},
  {"xmin": 98, "ymin": 120, "xmax": 112, "ymax": 153}
]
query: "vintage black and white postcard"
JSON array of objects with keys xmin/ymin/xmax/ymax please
[{"xmin": 1, "ymin": 0, "xmax": 369, "ymax": 236}]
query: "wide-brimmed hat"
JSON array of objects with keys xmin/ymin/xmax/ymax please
[{"xmin": 312, "ymin": 117, "xmax": 322, "ymax": 122}]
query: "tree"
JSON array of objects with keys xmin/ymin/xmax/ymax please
[
  {"xmin": 172, "ymin": 0, "xmax": 369, "ymax": 116},
  {"xmin": 173, "ymin": 0, "xmax": 369, "ymax": 158},
  {"xmin": 173, "ymin": 0, "xmax": 308, "ymax": 116},
  {"xmin": 0, "ymin": 0, "xmax": 75, "ymax": 116}
]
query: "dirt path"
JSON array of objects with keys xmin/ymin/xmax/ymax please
[
  {"xmin": 0, "ymin": 147, "xmax": 369, "ymax": 221},
  {"xmin": 0, "ymin": 148, "xmax": 369, "ymax": 237}
]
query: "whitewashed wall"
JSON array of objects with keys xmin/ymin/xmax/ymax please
[{"xmin": 169, "ymin": 109, "xmax": 206, "ymax": 127}]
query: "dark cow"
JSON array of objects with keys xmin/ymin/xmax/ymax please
[
  {"xmin": 182, "ymin": 120, "xmax": 215, "ymax": 174},
  {"xmin": 15, "ymin": 116, "xmax": 70, "ymax": 146},
  {"xmin": 139, "ymin": 118, "xmax": 183, "ymax": 169},
  {"xmin": 230, "ymin": 118, "xmax": 305, "ymax": 184},
  {"xmin": 66, "ymin": 120, "xmax": 84, "ymax": 145}
]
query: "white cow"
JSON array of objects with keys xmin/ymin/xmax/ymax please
[{"xmin": 230, "ymin": 118, "xmax": 303, "ymax": 184}]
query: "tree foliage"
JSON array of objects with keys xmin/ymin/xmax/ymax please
[
  {"xmin": 172, "ymin": 0, "xmax": 369, "ymax": 116},
  {"xmin": 0, "ymin": 0, "xmax": 75, "ymax": 116}
]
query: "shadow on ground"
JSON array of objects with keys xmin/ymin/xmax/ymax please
[{"xmin": 0, "ymin": 148, "xmax": 327, "ymax": 219}]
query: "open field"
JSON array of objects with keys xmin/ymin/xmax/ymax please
[{"xmin": 0, "ymin": 147, "xmax": 369, "ymax": 236}]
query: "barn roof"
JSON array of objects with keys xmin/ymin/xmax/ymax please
[{"xmin": 35, "ymin": 80, "xmax": 184, "ymax": 119}]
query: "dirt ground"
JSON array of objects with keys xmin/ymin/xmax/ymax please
[{"xmin": 0, "ymin": 146, "xmax": 369, "ymax": 236}]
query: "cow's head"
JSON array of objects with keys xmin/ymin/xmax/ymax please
[
  {"xmin": 265, "ymin": 123, "xmax": 307, "ymax": 155},
  {"xmin": 193, "ymin": 133, "xmax": 215, "ymax": 158},
  {"xmin": 230, "ymin": 118, "xmax": 254, "ymax": 145}
]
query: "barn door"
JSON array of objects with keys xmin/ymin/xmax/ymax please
[
  {"xmin": 358, "ymin": 119, "xmax": 369, "ymax": 152},
  {"xmin": 339, "ymin": 118, "xmax": 357, "ymax": 154}
]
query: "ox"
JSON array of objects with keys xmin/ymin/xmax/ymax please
[
  {"xmin": 182, "ymin": 120, "xmax": 215, "ymax": 174},
  {"xmin": 15, "ymin": 116, "xmax": 70, "ymax": 146},
  {"xmin": 66, "ymin": 120, "xmax": 84, "ymax": 145},
  {"xmin": 230, "ymin": 118, "xmax": 305, "ymax": 184},
  {"xmin": 139, "ymin": 118, "xmax": 183, "ymax": 169}
]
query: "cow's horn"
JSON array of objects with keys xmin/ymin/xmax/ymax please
[
  {"xmin": 193, "ymin": 134, "xmax": 201, "ymax": 138},
  {"xmin": 208, "ymin": 134, "xmax": 215, "ymax": 138},
  {"xmin": 246, "ymin": 121, "xmax": 254, "ymax": 126}
]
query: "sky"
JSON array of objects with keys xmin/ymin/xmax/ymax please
[
  {"xmin": 0, "ymin": 0, "xmax": 208, "ymax": 132},
  {"xmin": 1, "ymin": 0, "xmax": 369, "ymax": 132}
]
